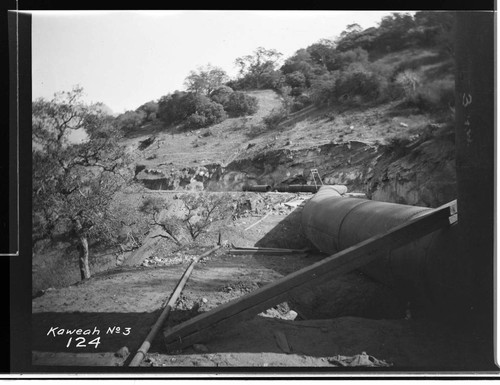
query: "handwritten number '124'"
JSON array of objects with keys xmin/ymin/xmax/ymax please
[{"xmin": 66, "ymin": 336, "xmax": 101, "ymax": 348}]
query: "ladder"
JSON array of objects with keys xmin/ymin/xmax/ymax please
[{"xmin": 310, "ymin": 168, "xmax": 323, "ymax": 189}]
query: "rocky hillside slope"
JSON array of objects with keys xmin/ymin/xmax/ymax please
[{"xmin": 124, "ymin": 87, "xmax": 456, "ymax": 208}]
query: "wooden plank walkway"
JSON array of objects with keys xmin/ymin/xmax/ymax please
[{"xmin": 164, "ymin": 201, "xmax": 457, "ymax": 350}]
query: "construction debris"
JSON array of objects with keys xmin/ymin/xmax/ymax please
[
  {"xmin": 114, "ymin": 346, "xmax": 130, "ymax": 359},
  {"xmin": 327, "ymin": 352, "xmax": 392, "ymax": 367},
  {"xmin": 284, "ymin": 199, "xmax": 308, "ymax": 208},
  {"xmin": 244, "ymin": 213, "xmax": 271, "ymax": 231},
  {"xmin": 141, "ymin": 253, "xmax": 192, "ymax": 267}
]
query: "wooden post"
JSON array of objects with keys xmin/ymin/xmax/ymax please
[{"xmin": 455, "ymin": 12, "xmax": 494, "ymax": 319}]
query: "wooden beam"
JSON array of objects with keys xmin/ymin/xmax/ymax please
[
  {"xmin": 129, "ymin": 245, "xmax": 221, "ymax": 366},
  {"xmin": 244, "ymin": 213, "xmax": 271, "ymax": 231},
  {"xmin": 229, "ymin": 250, "xmax": 307, "ymax": 258},
  {"xmin": 229, "ymin": 249, "xmax": 308, "ymax": 256},
  {"xmin": 231, "ymin": 245, "xmax": 309, "ymax": 253},
  {"xmin": 164, "ymin": 201, "xmax": 456, "ymax": 351}
]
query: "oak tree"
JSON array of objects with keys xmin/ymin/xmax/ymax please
[
  {"xmin": 234, "ymin": 47, "xmax": 283, "ymax": 89},
  {"xmin": 184, "ymin": 64, "xmax": 229, "ymax": 96},
  {"xmin": 33, "ymin": 86, "xmax": 130, "ymax": 280}
]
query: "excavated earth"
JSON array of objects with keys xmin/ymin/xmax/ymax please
[
  {"xmin": 132, "ymin": 135, "xmax": 456, "ymax": 208},
  {"xmin": 32, "ymin": 200, "xmax": 493, "ymax": 370},
  {"xmin": 32, "ymin": 90, "xmax": 491, "ymax": 371}
]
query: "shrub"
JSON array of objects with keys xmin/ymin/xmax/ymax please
[
  {"xmin": 334, "ymin": 64, "xmax": 383, "ymax": 103},
  {"xmin": 394, "ymin": 70, "xmax": 422, "ymax": 98},
  {"xmin": 291, "ymin": 94, "xmax": 312, "ymax": 112},
  {"xmin": 158, "ymin": 91, "xmax": 190, "ymax": 125},
  {"xmin": 291, "ymin": 102, "xmax": 305, "ymax": 113},
  {"xmin": 336, "ymin": 48, "xmax": 370, "ymax": 70},
  {"xmin": 296, "ymin": 94, "xmax": 312, "ymax": 106},
  {"xmin": 115, "ymin": 110, "xmax": 146, "ymax": 132},
  {"xmin": 139, "ymin": 196, "xmax": 166, "ymax": 216},
  {"xmin": 379, "ymin": 82, "xmax": 407, "ymax": 102},
  {"xmin": 309, "ymin": 72, "xmax": 338, "ymax": 105},
  {"xmin": 210, "ymin": 85, "xmax": 234, "ymax": 106},
  {"xmin": 408, "ymin": 79, "xmax": 454, "ymax": 111},
  {"xmin": 276, "ymin": 86, "xmax": 295, "ymax": 114},
  {"xmin": 261, "ymin": 70, "xmax": 286, "ymax": 90},
  {"xmin": 185, "ymin": 100, "xmax": 227, "ymax": 129},
  {"xmin": 159, "ymin": 92, "xmax": 227, "ymax": 129},
  {"xmin": 185, "ymin": 113, "xmax": 208, "ymax": 129},
  {"xmin": 285, "ymin": 71, "xmax": 307, "ymax": 88},
  {"xmin": 136, "ymin": 101, "xmax": 159, "ymax": 122},
  {"xmin": 290, "ymin": 87, "xmax": 305, "ymax": 97},
  {"xmin": 370, "ymin": 60, "xmax": 397, "ymax": 80},
  {"xmin": 224, "ymin": 92, "xmax": 259, "ymax": 117},
  {"xmin": 225, "ymin": 78, "xmax": 248, "ymax": 91},
  {"xmin": 263, "ymin": 107, "xmax": 288, "ymax": 129}
]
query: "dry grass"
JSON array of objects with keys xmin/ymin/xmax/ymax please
[
  {"xmin": 32, "ymin": 241, "xmax": 117, "ymax": 296},
  {"xmin": 122, "ymin": 52, "xmax": 452, "ymax": 167},
  {"xmin": 122, "ymin": 90, "xmax": 283, "ymax": 169}
]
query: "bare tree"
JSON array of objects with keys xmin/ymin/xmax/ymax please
[
  {"xmin": 139, "ymin": 196, "xmax": 182, "ymax": 245},
  {"xmin": 179, "ymin": 193, "xmax": 232, "ymax": 241}
]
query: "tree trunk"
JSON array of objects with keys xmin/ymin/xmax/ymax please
[
  {"xmin": 74, "ymin": 217, "xmax": 91, "ymax": 280},
  {"xmin": 79, "ymin": 235, "xmax": 91, "ymax": 280}
]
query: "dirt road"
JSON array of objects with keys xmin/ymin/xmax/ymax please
[{"xmin": 32, "ymin": 241, "xmax": 493, "ymax": 370}]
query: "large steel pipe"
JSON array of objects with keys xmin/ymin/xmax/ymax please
[
  {"xmin": 242, "ymin": 184, "xmax": 271, "ymax": 192},
  {"xmin": 275, "ymin": 185, "xmax": 319, "ymax": 193},
  {"xmin": 301, "ymin": 186, "xmax": 461, "ymax": 315},
  {"xmin": 275, "ymin": 184, "xmax": 348, "ymax": 194}
]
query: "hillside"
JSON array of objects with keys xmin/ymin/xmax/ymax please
[
  {"xmin": 125, "ymin": 48, "xmax": 456, "ymax": 208},
  {"xmin": 33, "ymin": 45, "xmax": 458, "ymax": 296}
]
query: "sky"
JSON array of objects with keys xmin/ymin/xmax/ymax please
[{"xmin": 31, "ymin": 10, "xmax": 396, "ymax": 114}]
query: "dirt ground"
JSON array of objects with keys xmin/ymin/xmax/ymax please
[
  {"xmin": 32, "ymin": 210, "xmax": 495, "ymax": 371},
  {"xmin": 31, "ymin": 190, "xmax": 495, "ymax": 372}
]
